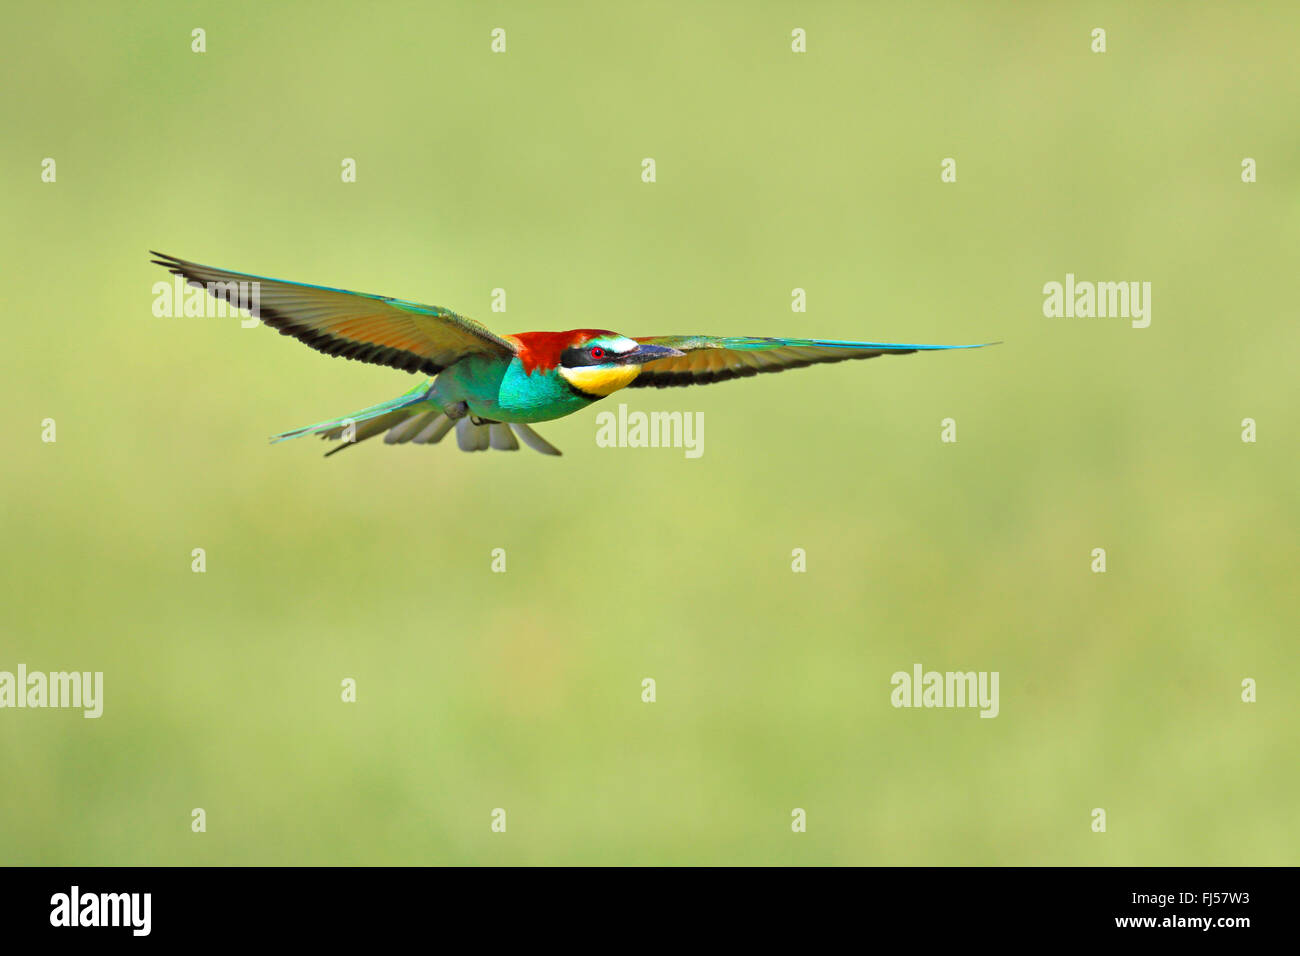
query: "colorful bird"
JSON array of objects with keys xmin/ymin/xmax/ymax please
[{"xmin": 151, "ymin": 252, "xmax": 992, "ymax": 456}]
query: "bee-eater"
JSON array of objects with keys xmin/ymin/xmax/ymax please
[{"xmin": 151, "ymin": 252, "xmax": 992, "ymax": 456}]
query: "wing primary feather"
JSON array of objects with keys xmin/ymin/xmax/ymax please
[
  {"xmin": 148, "ymin": 251, "xmax": 516, "ymax": 376},
  {"xmin": 628, "ymin": 336, "xmax": 994, "ymax": 388}
]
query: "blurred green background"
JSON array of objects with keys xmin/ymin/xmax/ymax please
[{"xmin": 2, "ymin": 1, "xmax": 1296, "ymax": 865}]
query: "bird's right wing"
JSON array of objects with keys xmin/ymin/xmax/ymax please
[
  {"xmin": 151, "ymin": 252, "xmax": 517, "ymax": 375},
  {"xmin": 628, "ymin": 335, "xmax": 992, "ymax": 388}
]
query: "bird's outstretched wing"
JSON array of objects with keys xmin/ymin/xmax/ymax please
[
  {"xmin": 150, "ymin": 252, "xmax": 517, "ymax": 375},
  {"xmin": 628, "ymin": 336, "xmax": 991, "ymax": 388}
]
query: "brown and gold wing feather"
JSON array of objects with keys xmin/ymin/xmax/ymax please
[
  {"xmin": 151, "ymin": 252, "xmax": 516, "ymax": 375},
  {"xmin": 629, "ymin": 335, "xmax": 988, "ymax": 388}
]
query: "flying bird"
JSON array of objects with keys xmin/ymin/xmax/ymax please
[{"xmin": 151, "ymin": 252, "xmax": 992, "ymax": 456}]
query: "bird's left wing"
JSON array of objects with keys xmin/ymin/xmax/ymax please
[
  {"xmin": 151, "ymin": 252, "xmax": 517, "ymax": 375},
  {"xmin": 628, "ymin": 335, "xmax": 991, "ymax": 388}
]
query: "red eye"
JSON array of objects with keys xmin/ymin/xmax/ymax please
[{"xmin": 590, "ymin": 346, "xmax": 605, "ymax": 360}]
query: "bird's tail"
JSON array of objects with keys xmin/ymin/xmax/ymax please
[
  {"xmin": 445, "ymin": 419, "xmax": 562, "ymax": 455},
  {"xmin": 270, "ymin": 386, "xmax": 562, "ymax": 457}
]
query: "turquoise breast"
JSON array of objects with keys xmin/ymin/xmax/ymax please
[
  {"xmin": 495, "ymin": 358, "xmax": 596, "ymax": 422},
  {"xmin": 434, "ymin": 356, "xmax": 596, "ymax": 424}
]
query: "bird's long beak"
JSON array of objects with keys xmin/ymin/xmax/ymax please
[{"xmin": 619, "ymin": 343, "xmax": 686, "ymax": 365}]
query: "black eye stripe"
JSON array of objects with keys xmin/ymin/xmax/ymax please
[{"xmin": 560, "ymin": 345, "xmax": 618, "ymax": 368}]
